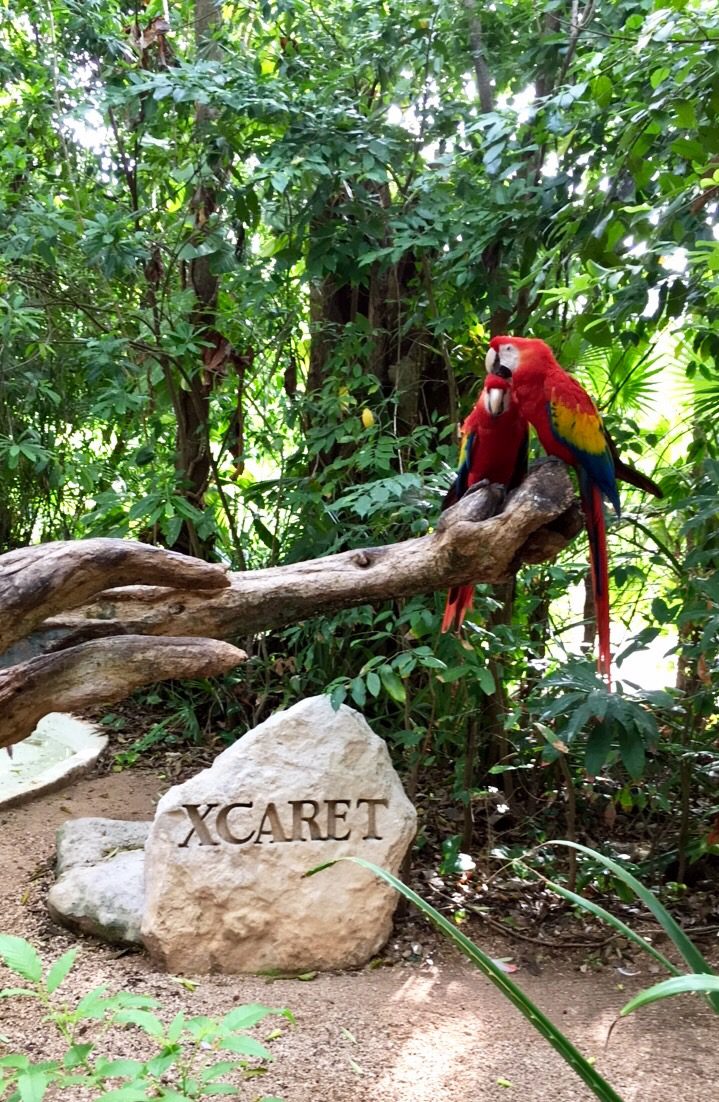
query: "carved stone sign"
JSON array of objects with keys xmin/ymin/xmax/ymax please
[
  {"xmin": 141, "ymin": 695, "xmax": 416, "ymax": 974},
  {"xmin": 175, "ymin": 797, "xmax": 388, "ymax": 847}
]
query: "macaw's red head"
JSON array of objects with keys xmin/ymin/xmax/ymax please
[
  {"xmin": 482, "ymin": 372, "xmax": 513, "ymax": 418},
  {"xmin": 485, "ymin": 335, "xmax": 558, "ymax": 378}
]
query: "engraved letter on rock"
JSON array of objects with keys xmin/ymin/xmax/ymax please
[
  {"xmin": 357, "ymin": 798, "xmax": 388, "ymax": 840},
  {"xmin": 216, "ymin": 803, "xmax": 254, "ymax": 844},
  {"xmin": 289, "ymin": 800, "xmax": 326, "ymax": 841},
  {"xmin": 179, "ymin": 804, "xmax": 219, "ymax": 847},
  {"xmin": 326, "ymin": 799, "xmax": 352, "ymax": 841},
  {"xmin": 255, "ymin": 802, "xmax": 290, "ymax": 844}
]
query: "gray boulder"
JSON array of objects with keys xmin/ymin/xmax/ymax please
[{"xmin": 48, "ymin": 818, "xmax": 149, "ymax": 945}]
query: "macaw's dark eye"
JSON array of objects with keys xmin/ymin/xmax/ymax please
[{"xmin": 494, "ymin": 364, "xmax": 512, "ymax": 379}]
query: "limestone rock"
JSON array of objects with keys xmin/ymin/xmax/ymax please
[
  {"xmin": 48, "ymin": 818, "xmax": 149, "ymax": 945},
  {"xmin": 55, "ymin": 817, "xmax": 150, "ymax": 877},
  {"xmin": 142, "ymin": 695, "xmax": 416, "ymax": 974}
]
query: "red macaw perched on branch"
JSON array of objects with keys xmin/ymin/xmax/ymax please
[
  {"xmin": 441, "ymin": 373, "xmax": 528, "ymax": 632},
  {"xmin": 486, "ymin": 335, "xmax": 620, "ymax": 684}
]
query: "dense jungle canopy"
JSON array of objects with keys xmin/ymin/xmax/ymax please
[{"xmin": 1, "ymin": 0, "xmax": 718, "ymax": 871}]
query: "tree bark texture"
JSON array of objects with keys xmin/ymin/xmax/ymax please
[
  {"xmin": 0, "ymin": 460, "xmax": 582, "ymax": 749},
  {"xmin": 0, "ymin": 637, "xmax": 246, "ymax": 751}
]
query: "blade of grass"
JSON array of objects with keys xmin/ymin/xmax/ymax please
[
  {"xmin": 518, "ymin": 863, "xmax": 679, "ymax": 976},
  {"xmin": 621, "ymin": 974, "xmax": 719, "ymax": 1016},
  {"xmin": 308, "ymin": 856, "xmax": 626, "ymax": 1102},
  {"xmin": 536, "ymin": 841, "xmax": 719, "ymax": 1011}
]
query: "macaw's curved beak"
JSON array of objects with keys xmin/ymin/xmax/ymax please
[{"xmin": 486, "ymin": 387, "xmax": 508, "ymax": 417}]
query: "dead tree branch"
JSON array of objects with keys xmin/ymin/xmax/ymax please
[
  {"xmin": 0, "ymin": 539, "xmax": 229, "ymax": 654},
  {"xmin": 28, "ymin": 462, "xmax": 580, "ymax": 645},
  {"xmin": 0, "ymin": 461, "xmax": 582, "ymax": 748},
  {"xmin": 0, "ymin": 637, "xmax": 246, "ymax": 751}
]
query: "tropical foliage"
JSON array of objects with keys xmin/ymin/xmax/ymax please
[{"xmin": 1, "ymin": 0, "xmax": 718, "ymax": 875}]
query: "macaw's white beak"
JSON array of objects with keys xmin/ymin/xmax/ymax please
[{"xmin": 486, "ymin": 387, "xmax": 508, "ymax": 417}]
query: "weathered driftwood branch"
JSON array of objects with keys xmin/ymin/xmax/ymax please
[
  {"xmin": 36, "ymin": 461, "xmax": 581, "ymax": 644},
  {"xmin": 0, "ymin": 539, "xmax": 229, "ymax": 654},
  {"xmin": 0, "ymin": 461, "xmax": 582, "ymax": 749},
  {"xmin": 0, "ymin": 637, "xmax": 246, "ymax": 750}
]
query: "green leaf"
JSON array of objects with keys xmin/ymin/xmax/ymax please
[
  {"xmin": 252, "ymin": 515, "xmax": 276, "ymax": 549},
  {"xmin": 477, "ymin": 667, "xmax": 496, "ymax": 695},
  {"xmin": 350, "ymin": 676, "xmax": 366, "ymax": 708},
  {"xmin": 366, "ymin": 671, "xmax": 381, "ymax": 698},
  {"xmin": 199, "ymin": 1061, "xmax": 240, "ymax": 1082},
  {"xmin": 0, "ymin": 1053, "xmax": 29, "ymax": 1068},
  {"xmin": 222, "ymin": 1005, "xmax": 281, "ymax": 1031},
  {"xmin": 435, "ymin": 666, "xmax": 468, "ymax": 684},
  {"xmin": 591, "ymin": 75, "xmax": 612, "ymax": 109},
  {"xmin": 585, "ymin": 722, "xmax": 612, "ymax": 776},
  {"xmin": 114, "ymin": 1009, "xmax": 165, "ymax": 1038},
  {"xmin": 329, "ymin": 685, "xmax": 347, "ymax": 711},
  {"xmin": 166, "ymin": 1013, "xmax": 186, "ymax": 1043},
  {"xmin": 379, "ymin": 668, "xmax": 406, "ymax": 703},
  {"xmin": 673, "ymin": 102, "xmax": 696, "ymax": 129},
  {"xmin": 17, "ymin": 1067, "xmax": 48, "ymax": 1102},
  {"xmin": 153, "ymin": 1088, "xmax": 195, "ymax": 1102},
  {"xmin": 525, "ymin": 869, "xmax": 677, "ymax": 976},
  {"xmin": 148, "ymin": 1049, "xmax": 180, "ymax": 1078},
  {"xmin": 219, "ymin": 1035, "xmax": 271, "ymax": 1060},
  {"xmin": 73, "ymin": 986, "xmax": 111, "ymax": 1019},
  {"xmin": 650, "ymin": 66, "xmax": 670, "ymax": 88},
  {"xmin": 621, "ymin": 974, "xmax": 719, "ymax": 1016},
  {"xmin": 539, "ymin": 842, "xmax": 719, "ymax": 1012},
  {"xmin": 618, "ymin": 729, "xmax": 645, "ymax": 779},
  {"xmin": 94, "ymin": 1057, "xmax": 145, "ymax": 1077},
  {"xmin": 0, "ymin": 937, "xmax": 42, "ymax": 982},
  {"xmin": 164, "ymin": 514, "xmax": 182, "ymax": 547},
  {"xmin": 63, "ymin": 1043, "xmax": 93, "ymax": 1069},
  {"xmin": 185, "ymin": 1014, "xmax": 215, "ymax": 1039},
  {"xmin": 45, "ymin": 949, "xmax": 78, "ymax": 995},
  {"xmin": 270, "ymin": 170, "xmax": 291, "ymax": 193}
]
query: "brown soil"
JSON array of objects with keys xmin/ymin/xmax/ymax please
[{"xmin": 0, "ymin": 766, "xmax": 716, "ymax": 1102}]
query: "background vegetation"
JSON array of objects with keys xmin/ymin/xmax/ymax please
[{"xmin": 1, "ymin": 0, "xmax": 718, "ymax": 886}]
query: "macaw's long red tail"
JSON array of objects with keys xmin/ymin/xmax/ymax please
[
  {"xmin": 441, "ymin": 584, "xmax": 475, "ymax": 633},
  {"xmin": 580, "ymin": 478, "xmax": 611, "ymax": 687}
]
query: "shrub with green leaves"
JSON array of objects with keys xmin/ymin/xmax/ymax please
[{"xmin": 0, "ymin": 935, "xmax": 290, "ymax": 1101}]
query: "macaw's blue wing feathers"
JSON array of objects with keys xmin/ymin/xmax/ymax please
[{"xmin": 547, "ymin": 399, "xmax": 620, "ymax": 515}]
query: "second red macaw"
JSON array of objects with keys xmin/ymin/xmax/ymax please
[
  {"xmin": 486, "ymin": 335, "xmax": 618, "ymax": 685},
  {"xmin": 441, "ymin": 373, "xmax": 528, "ymax": 632}
]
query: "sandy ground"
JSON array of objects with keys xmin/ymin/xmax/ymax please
[{"xmin": 0, "ymin": 767, "xmax": 717, "ymax": 1102}]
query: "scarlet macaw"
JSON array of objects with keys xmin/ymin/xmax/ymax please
[
  {"xmin": 485, "ymin": 335, "xmax": 619, "ymax": 683},
  {"xmin": 441, "ymin": 372, "xmax": 528, "ymax": 632}
]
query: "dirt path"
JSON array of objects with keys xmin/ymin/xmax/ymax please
[{"xmin": 0, "ymin": 767, "xmax": 716, "ymax": 1101}]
